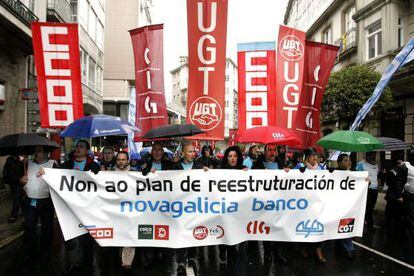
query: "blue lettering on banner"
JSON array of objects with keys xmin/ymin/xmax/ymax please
[
  {"xmin": 252, "ymin": 198, "xmax": 308, "ymax": 211},
  {"xmin": 120, "ymin": 197, "xmax": 238, "ymax": 218}
]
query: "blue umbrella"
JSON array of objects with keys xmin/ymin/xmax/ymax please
[
  {"xmin": 60, "ymin": 115, "xmax": 140, "ymax": 138},
  {"xmin": 139, "ymin": 146, "xmax": 174, "ymax": 159}
]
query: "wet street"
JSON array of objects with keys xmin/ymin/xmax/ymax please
[{"xmin": 0, "ymin": 214, "xmax": 412, "ymax": 276}]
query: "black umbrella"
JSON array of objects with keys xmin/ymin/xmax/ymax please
[
  {"xmin": 376, "ymin": 137, "xmax": 411, "ymax": 151},
  {"xmin": 143, "ymin": 124, "xmax": 204, "ymax": 139},
  {"xmin": 0, "ymin": 133, "xmax": 60, "ymax": 156}
]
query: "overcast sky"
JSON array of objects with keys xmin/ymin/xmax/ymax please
[{"xmin": 153, "ymin": 0, "xmax": 289, "ymax": 101}]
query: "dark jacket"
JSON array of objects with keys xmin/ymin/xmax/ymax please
[
  {"xmin": 61, "ymin": 155, "xmax": 100, "ymax": 174},
  {"xmin": 394, "ymin": 163, "xmax": 410, "ymax": 197},
  {"xmin": 174, "ymin": 159, "xmax": 204, "ymax": 170},
  {"xmin": 251, "ymin": 155, "xmax": 279, "ymax": 170},
  {"xmin": 2, "ymin": 156, "xmax": 24, "ymax": 185},
  {"xmin": 141, "ymin": 158, "xmax": 177, "ymax": 176},
  {"xmin": 196, "ymin": 156, "xmax": 219, "ymax": 169},
  {"xmin": 384, "ymin": 167, "xmax": 404, "ymax": 200}
]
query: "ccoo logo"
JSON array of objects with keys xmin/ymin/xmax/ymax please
[
  {"xmin": 279, "ymin": 35, "xmax": 304, "ymax": 61},
  {"xmin": 247, "ymin": 221, "xmax": 270, "ymax": 234}
]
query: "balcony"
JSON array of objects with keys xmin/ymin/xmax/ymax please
[
  {"xmin": 47, "ymin": 0, "xmax": 71, "ymax": 22},
  {"xmin": 335, "ymin": 27, "xmax": 358, "ymax": 60},
  {"xmin": 0, "ymin": 0, "xmax": 38, "ymax": 27}
]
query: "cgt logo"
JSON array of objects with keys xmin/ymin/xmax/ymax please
[
  {"xmin": 247, "ymin": 221, "xmax": 270, "ymax": 234},
  {"xmin": 87, "ymin": 228, "xmax": 113, "ymax": 239},
  {"xmin": 155, "ymin": 225, "xmax": 169, "ymax": 240},
  {"xmin": 338, "ymin": 218, "xmax": 355, "ymax": 233}
]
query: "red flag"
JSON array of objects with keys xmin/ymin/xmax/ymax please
[
  {"xmin": 275, "ymin": 25, "xmax": 306, "ymax": 129},
  {"xmin": 294, "ymin": 41, "xmax": 339, "ymax": 148},
  {"xmin": 186, "ymin": 0, "xmax": 228, "ymax": 140},
  {"xmin": 228, "ymin": 128, "xmax": 238, "ymax": 146},
  {"xmin": 31, "ymin": 22, "xmax": 84, "ymax": 128},
  {"xmin": 130, "ymin": 24, "xmax": 168, "ymax": 140},
  {"xmin": 237, "ymin": 42, "xmax": 276, "ymax": 135}
]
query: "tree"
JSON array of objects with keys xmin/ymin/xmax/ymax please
[{"xmin": 321, "ymin": 64, "xmax": 393, "ymax": 127}]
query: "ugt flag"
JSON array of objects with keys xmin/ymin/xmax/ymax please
[{"xmin": 186, "ymin": 0, "xmax": 228, "ymax": 140}]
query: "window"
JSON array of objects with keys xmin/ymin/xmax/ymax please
[
  {"xmin": 398, "ymin": 17, "xmax": 404, "ymax": 48},
  {"xmin": 104, "ymin": 104, "xmax": 116, "ymax": 116},
  {"xmin": 88, "ymin": 57, "xmax": 96, "ymax": 89},
  {"xmin": 322, "ymin": 27, "xmax": 332, "ymax": 44},
  {"xmin": 345, "ymin": 6, "xmax": 356, "ymax": 32},
  {"xmin": 70, "ymin": 0, "xmax": 78, "ymax": 22},
  {"xmin": 367, "ymin": 21, "xmax": 382, "ymax": 59},
  {"xmin": 80, "ymin": 48, "xmax": 88, "ymax": 84},
  {"xmin": 79, "ymin": 0, "xmax": 88, "ymax": 28},
  {"xmin": 96, "ymin": 66, "xmax": 103, "ymax": 93},
  {"xmin": 97, "ymin": 21, "xmax": 104, "ymax": 50},
  {"xmin": 88, "ymin": 7, "xmax": 97, "ymax": 41}
]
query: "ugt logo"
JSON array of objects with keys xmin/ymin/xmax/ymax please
[
  {"xmin": 247, "ymin": 221, "xmax": 270, "ymax": 234},
  {"xmin": 279, "ymin": 35, "xmax": 304, "ymax": 61},
  {"xmin": 189, "ymin": 96, "xmax": 222, "ymax": 131}
]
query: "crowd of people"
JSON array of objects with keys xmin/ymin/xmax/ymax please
[{"xmin": 2, "ymin": 139, "xmax": 414, "ymax": 275}]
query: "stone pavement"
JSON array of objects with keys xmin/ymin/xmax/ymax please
[{"xmin": 0, "ymin": 189, "xmax": 24, "ymax": 249}]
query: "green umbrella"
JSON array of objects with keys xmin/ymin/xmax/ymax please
[{"xmin": 317, "ymin": 130, "xmax": 384, "ymax": 152}]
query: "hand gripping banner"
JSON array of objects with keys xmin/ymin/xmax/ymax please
[
  {"xmin": 294, "ymin": 41, "xmax": 339, "ymax": 149},
  {"xmin": 186, "ymin": 0, "xmax": 228, "ymax": 140},
  {"xmin": 43, "ymin": 169, "xmax": 368, "ymax": 247},
  {"xmin": 275, "ymin": 25, "xmax": 306, "ymax": 129},
  {"xmin": 130, "ymin": 24, "xmax": 168, "ymax": 140},
  {"xmin": 31, "ymin": 22, "xmax": 84, "ymax": 128},
  {"xmin": 237, "ymin": 42, "xmax": 277, "ymax": 134}
]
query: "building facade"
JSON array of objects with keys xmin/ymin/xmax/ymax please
[
  {"xmin": 284, "ymin": 0, "xmax": 414, "ymax": 151},
  {"xmin": 171, "ymin": 57, "xmax": 238, "ymax": 138}
]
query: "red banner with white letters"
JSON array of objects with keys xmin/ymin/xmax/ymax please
[
  {"xmin": 31, "ymin": 22, "xmax": 84, "ymax": 128},
  {"xmin": 186, "ymin": 0, "xmax": 228, "ymax": 140},
  {"xmin": 228, "ymin": 128, "xmax": 238, "ymax": 146},
  {"xmin": 294, "ymin": 41, "xmax": 339, "ymax": 149},
  {"xmin": 237, "ymin": 42, "xmax": 276, "ymax": 135},
  {"xmin": 275, "ymin": 25, "xmax": 306, "ymax": 130},
  {"xmin": 130, "ymin": 24, "xmax": 168, "ymax": 141}
]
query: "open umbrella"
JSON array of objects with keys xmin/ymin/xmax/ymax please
[
  {"xmin": 238, "ymin": 126, "xmax": 302, "ymax": 146},
  {"xmin": 376, "ymin": 137, "xmax": 410, "ymax": 151},
  {"xmin": 0, "ymin": 133, "xmax": 59, "ymax": 156},
  {"xmin": 60, "ymin": 115, "xmax": 140, "ymax": 138},
  {"xmin": 317, "ymin": 130, "xmax": 384, "ymax": 152},
  {"xmin": 143, "ymin": 124, "xmax": 204, "ymax": 139}
]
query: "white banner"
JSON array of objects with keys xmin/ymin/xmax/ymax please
[{"xmin": 43, "ymin": 169, "xmax": 368, "ymax": 247}]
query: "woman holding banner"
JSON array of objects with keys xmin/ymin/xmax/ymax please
[
  {"xmin": 218, "ymin": 146, "xmax": 247, "ymax": 267},
  {"xmin": 299, "ymin": 148, "xmax": 326, "ymax": 263}
]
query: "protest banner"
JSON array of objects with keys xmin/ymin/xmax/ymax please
[{"xmin": 43, "ymin": 169, "xmax": 368, "ymax": 247}]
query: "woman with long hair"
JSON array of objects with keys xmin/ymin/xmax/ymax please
[{"xmin": 219, "ymin": 146, "xmax": 246, "ymax": 266}]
